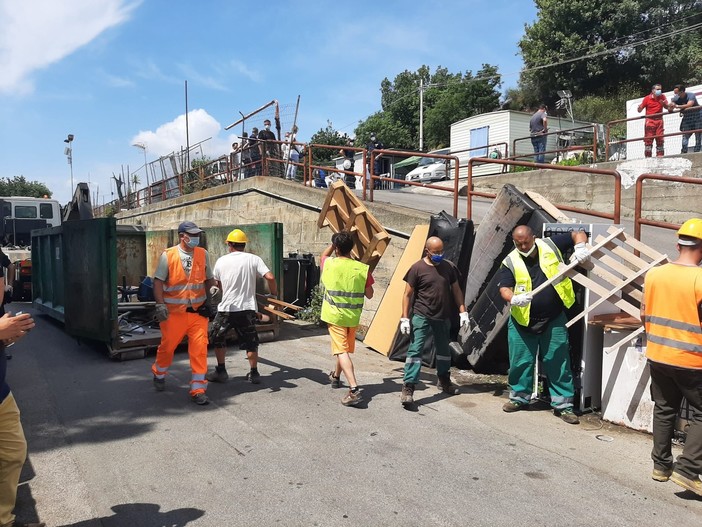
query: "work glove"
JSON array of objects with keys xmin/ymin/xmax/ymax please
[
  {"xmin": 197, "ymin": 302, "xmax": 217, "ymax": 321},
  {"xmin": 399, "ymin": 318, "xmax": 411, "ymax": 335},
  {"xmin": 571, "ymin": 242, "xmax": 591, "ymax": 264},
  {"xmin": 510, "ymin": 294, "xmax": 533, "ymax": 307},
  {"xmin": 209, "ymin": 285, "xmax": 222, "ymax": 305},
  {"xmin": 459, "ymin": 312, "xmax": 470, "ymax": 328},
  {"xmin": 154, "ymin": 303, "xmax": 169, "ymax": 322}
]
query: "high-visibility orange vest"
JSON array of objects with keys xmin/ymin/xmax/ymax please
[
  {"xmin": 162, "ymin": 246, "xmax": 207, "ymax": 313},
  {"xmin": 644, "ymin": 263, "xmax": 702, "ymax": 369}
]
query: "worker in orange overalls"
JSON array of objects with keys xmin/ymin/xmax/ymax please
[
  {"xmin": 151, "ymin": 221, "xmax": 216, "ymax": 405},
  {"xmin": 642, "ymin": 218, "xmax": 702, "ymax": 496}
]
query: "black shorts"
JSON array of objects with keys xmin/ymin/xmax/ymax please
[{"xmin": 209, "ymin": 310, "xmax": 259, "ymax": 350}]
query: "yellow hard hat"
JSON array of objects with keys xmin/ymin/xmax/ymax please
[
  {"xmin": 677, "ymin": 218, "xmax": 702, "ymax": 241},
  {"xmin": 226, "ymin": 229, "xmax": 248, "ymax": 244}
]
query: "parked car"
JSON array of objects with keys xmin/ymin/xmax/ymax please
[{"xmin": 405, "ymin": 148, "xmax": 451, "ymax": 183}]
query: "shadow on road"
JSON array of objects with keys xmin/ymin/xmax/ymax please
[{"xmin": 56, "ymin": 503, "xmax": 205, "ymax": 527}]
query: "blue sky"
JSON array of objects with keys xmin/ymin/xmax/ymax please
[{"xmin": 0, "ymin": 0, "xmax": 537, "ymax": 204}]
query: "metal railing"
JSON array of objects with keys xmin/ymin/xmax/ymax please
[
  {"xmin": 465, "ymin": 157, "xmax": 621, "ymax": 224},
  {"xmin": 367, "ymin": 148, "xmax": 461, "ymax": 217},
  {"xmin": 512, "ymin": 124, "xmax": 598, "ymax": 163},
  {"xmin": 304, "ymin": 143, "xmax": 367, "ymax": 190},
  {"xmin": 633, "ymin": 173, "xmax": 702, "ymax": 240}
]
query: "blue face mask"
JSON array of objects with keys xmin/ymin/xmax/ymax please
[
  {"xmin": 430, "ymin": 253, "xmax": 444, "ymax": 264},
  {"xmin": 185, "ymin": 236, "xmax": 200, "ymax": 249},
  {"xmin": 654, "ymin": 89, "xmax": 662, "ymax": 97}
]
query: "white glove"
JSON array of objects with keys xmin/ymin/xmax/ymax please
[
  {"xmin": 209, "ymin": 285, "xmax": 222, "ymax": 304},
  {"xmin": 571, "ymin": 242, "xmax": 591, "ymax": 264},
  {"xmin": 459, "ymin": 312, "xmax": 470, "ymax": 328},
  {"xmin": 400, "ymin": 318, "xmax": 411, "ymax": 335},
  {"xmin": 154, "ymin": 303, "xmax": 169, "ymax": 322},
  {"xmin": 510, "ymin": 293, "xmax": 533, "ymax": 307}
]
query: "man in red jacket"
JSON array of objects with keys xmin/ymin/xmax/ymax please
[{"xmin": 637, "ymin": 84, "xmax": 670, "ymax": 157}]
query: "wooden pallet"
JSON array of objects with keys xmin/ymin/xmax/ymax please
[
  {"xmin": 530, "ymin": 226, "xmax": 668, "ymax": 350},
  {"xmin": 318, "ymin": 180, "xmax": 391, "ymax": 272}
]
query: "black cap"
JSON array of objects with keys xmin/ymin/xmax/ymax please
[{"xmin": 178, "ymin": 221, "xmax": 203, "ymax": 234}]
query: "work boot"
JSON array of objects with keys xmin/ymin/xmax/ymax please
[
  {"xmin": 328, "ymin": 371, "xmax": 342, "ymax": 389},
  {"xmin": 652, "ymin": 467, "xmax": 673, "ymax": 482},
  {"xmin": 502, "ymin": 400, "xmax": 525, "ymax": 413},
  {"xmin": 437, "ymin": 375, "xmax": 459, "ymax": 395},
  {"xmin": 400, "ymin": 383, "xmax": 415, "ymax": 406},
  {"xmin": 191, "ymin": 392, "xmax": 209, "ymax": 405},
  {"xmin": 152, "ymin": 376, "xmax": 165, "ymax": 392},
  {"xmin": 206, "ymin": 368, "xmax": 229, "ymax": 383},
  {"xmin": 555, "ymin": 408, "xmax": 580, "ymax": 425},
  {"xmin": 341, "ymin": 388, "xmax": 363, "ymax": 407},
  {"xmin": 670, "ymin": 471, "xmax": 702, "ymax": 496},
  {"xmin": 246, "ymin": 369, "xmax": 261, "ymax": 384}
]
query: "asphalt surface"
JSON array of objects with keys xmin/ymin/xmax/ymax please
[{"xmin": 6, "ymin": 304, "xmax": 701, "ymax": 527}]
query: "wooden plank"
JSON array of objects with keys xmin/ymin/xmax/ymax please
[
  {"xmin": 256, "ymin": 294, "xmax": 303, "ymax": 311},
  {"xmin": 524, "ymin": 191, "xmax": 572, "ymax": 222},
  {"xmin": 567, "ymin": 273, "xmax": 640, "ymax": 324},
  {"xmin": 587, "ymin": 264, "xmax": 643, "ymax": 302},
  {"xmin": 262, "ymin": 305, "xmax": 295, "ymax": 320},
  {"xmin": 364, "ymin": 224, "xmax": 430, "ymax": 356},
  {"xmin": 619, "ymin": 233, "xmax": 668, "ymax": 262}
]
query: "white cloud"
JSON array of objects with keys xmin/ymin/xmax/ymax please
[
  {"xmin": 0, "ymin": 0, "xmax": 138, "ymax": 94},
  {"xmin": 131, "ymin": 109, "xmax": 228, "ymax": 159}
]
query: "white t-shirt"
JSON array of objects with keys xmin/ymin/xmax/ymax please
[{"xmin": 213, "ymin": 251, "xmax": 271, "ymax": 312}]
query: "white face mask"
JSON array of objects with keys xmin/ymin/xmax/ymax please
[
  {"xmin": 265, "ymin": 125, "xmax": 271, "ymax": 130},
  {"xmin": 516, "ymin": 244, "xmax": 536, "ymax": 258}
]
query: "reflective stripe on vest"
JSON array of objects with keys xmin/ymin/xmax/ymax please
[
  {"xmin": 644, "ymin": 263, "xmax": 702, "ymax": 369},
  {"xmin": 320, "ymin": 257, "xmax": 369, "ymax": 327},
  {"xmin": 162, "ymin": 246, "xmax": 207, "ymax": 312},
  {"xmin": 503, "ymin": 238, "xmax": 575, "ymax": 327}
]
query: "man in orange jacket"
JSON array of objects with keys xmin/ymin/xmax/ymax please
[
  {"xmin": 151, "ymin": 221, "xmax": 216, "ymax": 405},
  {"xmin": 642, "ymin": 218, "xmax": 702, "ymax": 496}
]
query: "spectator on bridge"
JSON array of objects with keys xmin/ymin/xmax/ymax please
[
  {"xmin": 399, "ymin": 236, "xmax": 469, "ymax": 407},
  {"xmin": 230, "ymin": 142, "xmax": 241, "ymax": 181},
  {"xmin": 282, "ymin": 130, "xmax": 301, "ymax": 180},
  {"xmin": 670, "ymin": 84, "xmax": 702, "ymax": 154},
  {"xmin": 637, "ymin": 84, "xmax": 670, "ymax": 157},
  {"xmin": 151, "ymin": 221, "xmax": 216, "ymax": 405},
  {"xmin": 497, "ymin": 225, "xmax": 591, "ymax": 425},
  {"xmin": 206, "ymin": 228, "xmax": 278, "ymax": 386},
  {"xmin": 339, "ymin": 137, "xmax": 357, "ymax": 189},
  {"xmin": 320, "ymin": 231, "xmax": 374, "ymax": 407},
  {"xmin": 529, "ymin": 104, "xmax": 548, "ymax": 163},
  {"xmin": 258, "ymin": 119, "xmax": 282, "ymax": 177},
  {"xmin": 642, "ymin": 218, "xmax": 702, "ymax": 496},
  {"xmin": 248, "ymin": 129, "xmax": 262, "ymax": 177},
  {"xmin": 0, "ymin": 311, "xmax": 42, "ymax": 527},
  {"xmin": 366, "ymin": 133, "xmax": 385, "ymax": 189}
]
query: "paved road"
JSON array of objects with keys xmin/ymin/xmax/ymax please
[{"xmin": 7, "ymin": 305, "xmax": 701, "ymax": 526}]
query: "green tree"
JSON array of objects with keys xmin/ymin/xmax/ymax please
[
  {"xmin": 518, "ymin": 1, "xmax": 702, "ymax": 104},
  {"xmin": 0, "ymin": 175, "xmax": 52, "ymax": 197},
  {"xmin": 356, "ymin": 64, "xmax": 502, "ymax": 151}
]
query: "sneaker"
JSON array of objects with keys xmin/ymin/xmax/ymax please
[
  {"xmin": 342, "ymin": 388, "xmax": 363, "ymax": 406},
  {"xmin": 556, "ymin": 408, "xmax": 580, "ymax": 425},
  {"xmin": 400, "ymin": 383, "xmax": 415, "ymax": 406},
  {"xmin": 502, "ymin": 400, "xmax": 525, "ymax": 413},
  {"xmin": 191, "ymin": 392, "xmax": 209, "ymax": 405},
  {"xmin": 652, "ymin": 467, "xmax": 673, "ymax": 482},
  {"xmin": 206, "ymin": 369, "xmax": 229, "ymax": 383},
  {"xmin": 328, "ymin": 371, "xmax": 341, "ymax": 389},
  {"xmin": 670, "ymin": 471, "xmax": 702, "ymax": 496},
  {"xmin": 437, "ymin": 375, "xmax": 459, "ymax": 395},
  {"xmin": 246, "ymin": 369, "xmax": 261, "ymax": 384},
  {"xmin": 153, "ymin": 376, "xmax": 165, "ymax": 392}
]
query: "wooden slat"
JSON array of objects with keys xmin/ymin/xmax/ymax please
[
  {"xmin": 585, "ymin": 262, "xmax": 643, "ymax": 302},
  {"xmin": 256, "ymin": 294, "xmax": 303, "ymax": 311},
  {"xmin": 567, "ymin": 273, "xmax": 640, "ymax": 325},
  {"xmin": 618, "ymin": 233, "xmax": 668, "ymax": 261}
]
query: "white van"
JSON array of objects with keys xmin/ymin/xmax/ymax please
[
  {"xmin": 0, "ymin": 196, "xmax": 62, "ymax": 246},
  {"xmin": 405, "ymin": 148, "xmax": 451, "ymax": 183}
]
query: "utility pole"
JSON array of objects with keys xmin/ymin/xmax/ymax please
[{"xmin": 419, "ymin": 78, "xmax": 424, "ymax": 151}]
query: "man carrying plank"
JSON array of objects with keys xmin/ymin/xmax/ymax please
[
  {"xmin": 496, "ymin": 225, "xmax": 590, "ymax": 424},
  {"xmin": 320, "ymin": 231, "xmax": 374, "ymax": 406},
  {"xmin": 206, "ymin": 229, "xmax": 278, "ymax": 385}
]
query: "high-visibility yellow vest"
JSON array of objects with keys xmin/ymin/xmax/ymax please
[
  {"xmin": 502, "ymin": 238, "xmax": 575, "ymax": 326},
  {"xmin": 162, "ymin": 246, "xmax": 207, "ymax": 313},
  {"xmin": 644, "ymin": 263, "xmax": 702, "ymax": 369},
  {"xmin": 320, "ymin": 257, "xmax": 369, "ymax": 327}
]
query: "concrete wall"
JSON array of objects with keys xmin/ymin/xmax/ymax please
[
  {"xmin": 115, "ymin": 177, "xmax": 431, "ymax": 334},
  {"xmin": 469, "ymin": 153, "xmax": 702, "ymax": 224}
]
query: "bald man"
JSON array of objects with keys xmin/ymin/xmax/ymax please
[
  {"xmin": 399, "ymin": 236, "xmax": 469, "ymax": 407},
  {"xmin": 496, "ymin": 225, "xmax": 590, "ymax": 424}
]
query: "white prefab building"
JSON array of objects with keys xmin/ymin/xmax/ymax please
[
  {"xmin": 450, "ymin": 110, "xmax": 596, "ymax": 178},
  {"xmin": 625, "ymin": 83, "xmax": 702, "ymax": 160}
]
